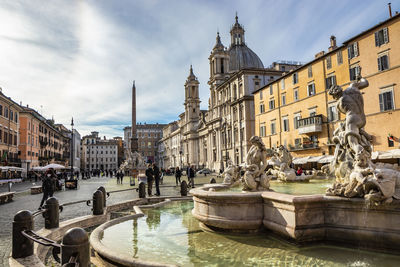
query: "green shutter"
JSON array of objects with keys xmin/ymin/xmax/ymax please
[
  {"xmin": 378, "ymin": 57, "xmax": 382, "ymax": 71},
  {"xmin": 354, "ymin": 43, "xmax": 358, "ymax": 57},
  {"xmin": 375, "ymin": 32, "xmax": 379, "ymax": 46}
]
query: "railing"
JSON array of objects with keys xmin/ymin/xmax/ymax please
[
  {"xmin": 297, "ymin": 115, "xmax": 323, "ymax": 128},
  {"xmin": 12, "ymin": 182, "xmax": 190, "ymax": 266}
]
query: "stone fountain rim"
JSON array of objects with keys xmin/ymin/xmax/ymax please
[{"xmin": 90, "ymin": 198, "xmax": 192, "ymax": 267}]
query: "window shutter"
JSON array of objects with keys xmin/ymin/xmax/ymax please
[
  {"xmin": 375, "ymin": 32, "xmax": 379, "ymax": 47},
  {"xmin": 354, "ymin": 43, "xmax": 358, "ymax": 57},
  {"xmin": 378, "ymin": 57, "xmax": 382, "ymax": 71},
  {"xmin": 333, "ymin": 76, "xmax": 336, "ymax": 86},
  {"xmin": 349, "ymin": 68, "xmax": 354, "ymax": 80},
  {"xmin": 347, "ymin": 46, "xmax": 352, "ymax": 59},
  {"xmin": 383, "ymin": 55, "xmax": 388, "ymax": 70},
  {"xmin": 383, "ymin": 28, "xmax": 389, "ymax": 43},
  {"xmin": 379, "ymin": 93, "xmax": 384, "ymax": 111}
]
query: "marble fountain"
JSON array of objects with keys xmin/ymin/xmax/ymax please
[{"xmin": 90, "ymin": 75, "xmax": 400, "ymax": 266}]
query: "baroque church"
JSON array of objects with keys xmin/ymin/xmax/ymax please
[{"xmin": 160, "ymin": 15, "xmax": 298, "ymax": 171}]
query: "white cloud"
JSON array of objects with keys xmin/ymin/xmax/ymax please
[{"xmin": 0, "ymin": 0, "xmax": 397, "ymax": 138}]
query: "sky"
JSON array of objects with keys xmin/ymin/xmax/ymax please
[{"xmin": 0, "ymin": 0, "xmax": 398, "ymax": 138}]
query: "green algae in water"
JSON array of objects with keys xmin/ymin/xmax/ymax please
[{"xmin": 101, "ymin": 201, "xmax": 400, "ymax": 266}]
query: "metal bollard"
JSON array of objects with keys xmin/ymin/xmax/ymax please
[
  {"xmin": 180, "ymin": 180, "xmax": 188, "ymax": 196},
  {"xmin": 43, "ymin": 197, "xmax": 59, "ymax": 229},
  {"xmin": 92, "ymin": 190, "xmax": 104, "ymax": 215},
  {"xmin": 12, "ymin": 210, "xmax": 34, "ymax": 258},
  {"xmin": 61, "ymin": 227, "xmax": 90, "ymax": 267},
  {"xmin": 210, "ymin": 178, "xmax": 216, "ymax": 184},
  {"xmin": 138, "ymin": 182, "xmax": 146, "ymax": 198},
  {"xmin": 97, "ymin": 186, "xmax": 106, "ymax": 207}
]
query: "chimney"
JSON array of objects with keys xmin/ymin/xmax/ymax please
[
  {"xmin": 329, "ymin": 35, "xmax": 337, "ymax": 51},
  {"xmin": 388, "ymin": 3, "xmax": 392, "ymax": 18}
]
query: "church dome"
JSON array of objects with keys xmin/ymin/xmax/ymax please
[
  {"xmin": 228, "ymin": 14, "xmax": 264, "ymax": 72},
  {"xmin": 228, "ymin": 45, "xmax": 264, "ymax": 72}
]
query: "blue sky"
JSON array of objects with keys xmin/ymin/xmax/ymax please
[{"xmin": 0, "ymin": 0, "xmax": 398, "ymax": 138}]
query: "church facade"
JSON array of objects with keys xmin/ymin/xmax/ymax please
[{"xmin": 160, "ymin": 16, "xmax": 300, "ymax": 171}]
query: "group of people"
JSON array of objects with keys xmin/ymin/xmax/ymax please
[
  {"xmin": 173, "ymin": 165, "xmax": 195, "ymax": 188},
  {"xmin": 145, "ymin": 163, "xmax": 162, "ymax": 196},
  {"xmin": 115, "ymin": 171, "xmax": 125, "ymax": 184}
]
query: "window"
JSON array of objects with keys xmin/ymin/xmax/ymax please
[
  {"xmin": 337, "ymin": 50, "xmax": 343, "ymax": 65},
  {"xmin": 379, "ymin": 89, "xmax": 394, "ymax": 112},
  {"xmin": 325, "ymin": 75, "xmax": 336, "ymax": 89},
  {"xmin": 292, "ymin": 73, "xmax": 298, "ymax": 84},
  {"xmin": 0, "ymin": 105, "xmax": 2, "ymax": 116},
  {"xmin": 375, "ymin": 27, "xmax": 389, "ymax": 47},
  {"xmin": 260, "ymin": 125, "xmax": 266, "ymax": 137},
  {"xmin": 307, "ymin": 83, "xmax": 316, "ymax": 96},
  {"xmin": 347, "ymin": 42, "xmax": 359, "ymax": 59},
  {"xmin": 281, "ymin": 80, "xmax": 285, "ymax": 90},
  {"xmin": 5, "ymin": 107, "xmax": 8, "ymax": 118},
  {"xmin": 281, "ymin": 93, "xmax": 286, "ymax": 105},
  {"xmin": 328, "ymin": 105, "xmax": 338, "ymax": 121},
  {"xmin": 349, "ymin": 65, "xmax": 361, "ymax": 81},
  {"xmin": 326, "ymin": 56, "xmax": 332, "ymax": 69},
  {"xmin": 270, "ymin": 85, "xmax": 273, "ymax": 95},
  {"xmin": 269, "ymin": 99, "xmax": 275, "ymax": 110},
  {"xmin": 378, "ymin": 54, "xmax": 389, "ymax": 71},
  {"xmin": 270, "ymin": 121, "xmax": 276, "ymax": 135},
  {"xmin": 260, "ymin": 91, "xmax": 263, "ymax": 100},
  {"xmin": 283, "ymin": 117, "xmax": 289, "ymax": 132},
  {"xmin": 308, "ymin": 66, "xmax": 312, "ymax": 78},
  {"xmin": 294, "ymin": 88, "xmax": 299, "ymax": 101},
  {"xmin": 294, "ymin": 114, "xmax": 301, "ymax": 129},
  {"xmin": 259, "ymin": 103, "xmax": 265, "ymax": 113}
]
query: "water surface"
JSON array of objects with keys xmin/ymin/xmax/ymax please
[{"xmin": 101, "ymin": 201, "xmax": 400, "ymax": 266}]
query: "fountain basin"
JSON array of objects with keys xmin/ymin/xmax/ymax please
[
  {"xmin": 192, "ymin": 184, "xmax": 400, "ymax": 253},
  {"xmin": 191, "ymin": 184, "xmax": 264, "ymax": 231}
]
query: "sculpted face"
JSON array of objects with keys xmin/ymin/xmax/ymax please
[{"xmin": 329, "ymin": 85, "xmax": 343, "ymax": 99}]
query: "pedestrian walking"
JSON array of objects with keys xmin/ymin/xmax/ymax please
[
  {"xmin": 145, "ymin": 164, "xmax": 154, "ymax": 196},
  {"xmin": 39, "ymin": 169, "xmax": 56, "ymax": 209},
  {"xmin": 153, "ymin": 163, "xmax": 161, "ymax": 196},
  {"xmin": 188, "ymin": 165, "xmax": 195, "ymax": 188},
  {"xmin": 175, "ymin": 167, "xmax": 182, "ymax": 186}
]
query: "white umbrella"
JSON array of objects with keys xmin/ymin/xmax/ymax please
[
  {"xmin": 42, "ymin": 163, "xmax": 66, "ymax": 170},
  {"xmin": 31, "ymin": 166, "xmax": 44, "ymax": 171}
]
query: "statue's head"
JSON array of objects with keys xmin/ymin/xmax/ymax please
[
  {"xmin": 250, "ymin": 136, "xmax": 264, "ymax": 147},
  {"xmin": 328, "ymin": 85, "xmax": 343, "ymax": 99}
]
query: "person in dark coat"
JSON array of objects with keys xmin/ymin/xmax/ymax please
[
  {"xmin": 188, "ymin": 165, "xmax": 195, "ymax": 188},
  {"xmin": 145, "ymin": 164, "xmax": 154, "ymax": 196},
  {"xmin": 153, "ymin": 163, "xmax": 161, "ymax": 196},
  {"xmin": 175, "ymin": 167, "xmax": 182, "ymax": 186},
  {"xmin": 39, "ymin": 169, "xmax": 56, "ymax": 209}
]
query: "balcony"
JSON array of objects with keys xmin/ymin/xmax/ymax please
[
  {"xmin": 289, "ymin": 142, "xmax": 319, "ymax": 151},
  {"xmin": 297, "ymin": 115, "xmax": 322, "ymax": 134}
]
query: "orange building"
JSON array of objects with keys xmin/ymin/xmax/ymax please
[
  {"xmin": 18, "ymin": 107, "xmax": 41, "ymax": 172},
  {"xmin": 0, "ymin": 90, "xmax": 22, "ymax": 167},
  {"xmin": 254, "ymin": 13, "xmax": 400, "ymax": 164}
]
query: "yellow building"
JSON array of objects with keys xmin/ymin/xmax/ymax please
[{"xmin": 254, "ymin": 13, "xmax": 400, "ymax": 163}]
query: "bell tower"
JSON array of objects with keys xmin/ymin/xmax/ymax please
[{"xmin": 184, "ymin": 65, "xmax": 200, "ymax": 127}]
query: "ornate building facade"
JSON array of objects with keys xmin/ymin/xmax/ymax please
[{"xmin": 160, "ymin": 16, "xmax": 299, "ymax": 171}]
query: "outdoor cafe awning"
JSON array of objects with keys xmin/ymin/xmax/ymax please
[
  {"xmin": 292, "ymin": 155, "xmax": 334, "ymax": 165},
  {"xmin": 372, "ymin": 149, "xmax": 400, "ymax": 160},
  {"xmin": 0, "ymin": 166, "xmax": 24, "ymax": 171}
]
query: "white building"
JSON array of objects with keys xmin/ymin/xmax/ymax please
[{"xmin": 82, "ymin": 132, "xmax": 118, "ymax": 171}]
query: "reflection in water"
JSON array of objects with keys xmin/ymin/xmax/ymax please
[{"xmin": 102, "ymin": 201, "xmax": 400, "ymax": 266}]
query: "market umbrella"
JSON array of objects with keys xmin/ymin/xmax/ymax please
[{"xmin": 42, "ymin": 163, "xmax": 66, "ymax": 170}]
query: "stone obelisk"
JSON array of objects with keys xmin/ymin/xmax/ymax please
[{"xmin": 131, "ymin": 81, "xmax": 138, "ymax": 152}]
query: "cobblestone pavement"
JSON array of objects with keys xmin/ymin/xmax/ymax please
[{"xmin": 0, "ymin": 174, "xmax": 222, "ymax": 266}]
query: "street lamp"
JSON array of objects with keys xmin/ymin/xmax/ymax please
[{"xmin": 71, "ymin": 117, "xmax": 74, "ymax": 179}]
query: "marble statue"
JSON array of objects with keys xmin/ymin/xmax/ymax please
[
  {"xmin": 222, "ymin": 160, "xmax": 241, "ymax": 186},
  {"xmin": 242, "ymin": 136, "xmax": 271, "ymax": 191},
  {"xmin": 267, "ymin": 145, "xmax": 314, "ymax": 182},
  {"xmin": 326, "ymin": 73, "xmax": 400, "ymax": 205},
  {"xmin": 119, "ymin": 149, "xmax": 146, "ymax": 172}
]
